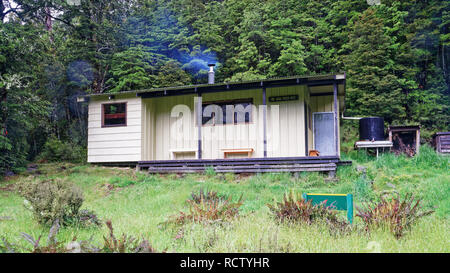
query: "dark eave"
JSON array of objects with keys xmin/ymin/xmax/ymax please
[{"xmin": 79, "ymin": 73, "xmax": 346, "ymax": 100}]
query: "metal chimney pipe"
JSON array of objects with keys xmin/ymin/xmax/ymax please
[{"xmin": 208, "ymin": 63, "xmax": 215, "ymax": 84}]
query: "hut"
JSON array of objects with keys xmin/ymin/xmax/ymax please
[
  {"xmin": 388, "ymin": 125, "xmax": 421, "ymax": 156},
  {"xmin": 77, "ymin": 71, "xmax": 348, "ymax": 176},
  {"xmin": 433, "ymin": 132, "xmax": 450, "ymax": 154}
]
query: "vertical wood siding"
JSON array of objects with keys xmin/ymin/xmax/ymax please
[
  {"xmin": 201, "ymin": 90, "xmax": 263, "ymax": 159},
  {"xmin": 266, "ymin": 85, "xmax": 307, "ymax": 157},
  {"xmin": 140, "ymin": 87, "xmax": 310, "ymax": 160},
  {"xmin": 87, "ymin": 85, "xmax": 342, "ymax": 163},
  {"xmin": 148, "ymin": 95, "xmax": 197, "ymax": 160}
]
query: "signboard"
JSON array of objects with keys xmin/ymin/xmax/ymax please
[
  {"xmin": 268, "ymin": 95, "xmax": 298, "ymax": 103},
  {"xmin": 302, "ymin": 193, "xmax": 354, "ymax": 223}
]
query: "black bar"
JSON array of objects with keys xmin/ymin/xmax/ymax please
[
  {"xmin": 307, "ymin": 79, "xmax": 345, "ymax": 87},
  {"xmin": 310, "ymin": 92, "xmax": 334, "ymax": 97}
]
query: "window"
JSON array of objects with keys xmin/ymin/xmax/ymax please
[
  {"xmin": 102, "ymin": 103, "xmax": 127, "ymax": 127},
  {"xmin": 202, "ymin": 99, "xmax": 253, "ymax": 126}
]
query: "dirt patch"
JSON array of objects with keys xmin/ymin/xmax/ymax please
[
  {"xmin": 236, "ymin": 173, "xmax": 254, "ymax": 181},
  {"xmin": 0, "ymin": 183, "xmax": 15, "ymax": 192},
  {"xmin": 101, "ymin": 183, "xmax": 121, "ymax": 196}
]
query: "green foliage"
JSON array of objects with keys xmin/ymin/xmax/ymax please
[
  {"xmin": 0, "ymin": 0, "xmax": 448, "ymax": 177},
  {"xmin": 0, "ymin": 161, "xmax": 448, "ymax": 252},
  {"xmin": 18, "ymin": 178, "xmax": 98, "ymax": 227},
  {"xmin": 109, "ymin": 176, "xmax": 137, "ymax": 188},
  {"xmin": 356, "ymin": 193, "xmax": 434, "ymax": 238},
  {"xmin": 268, "ymin": 191, "xmax": 340, "ymax": 223},
  {"xmin": 1, "ymin": 220, "xmax": 159, "ymax": 253},
  {"xmin": 164, "ymin": 193, "xmax": 243, "ymax": 226},
  {"xmin": 344, "ymin": 8, "xmax": 407, "ymax": 123},
  {"xmin": 268, "ymin": 191, "xmax": 316, "ymax": 224},
  {"xmin": 37, "ymin": 138, "xmax": 86, "ymax": 163},
  {"xmin": 268, "ymin": 191, "xmax": 351, "ymax": 235},
  {"xmin": 19, "ymin": 220, "xmax": 68, "ymax": 253},
  {"xmin": 353, "ymin": 175, "xmax": 375, "ymax": 202},
  {"xmin": 204, "ymin": 166, "xmax": 216, "ymax": 177},
  {"xmin": 101, "ymin": 220, "xmax": 158, "ymax": 253},
  {"xmin": 189, "ymin": 188, "xmax": 230, "ymax": 204},
  {"xmin": 106, "ymin": 46, "xmax": 161, "ymax": 93}
]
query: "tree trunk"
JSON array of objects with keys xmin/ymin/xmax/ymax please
[
  {"xmin": 44, "ymin": 7, "xmax": 54, "ymax": 43},
  {"xmin": 0, "ymin": 87, "xmax": 8, "ymax": 137}
]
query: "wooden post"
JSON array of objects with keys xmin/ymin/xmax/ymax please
[
  {"xmin": 333, "ymin": 82, "xmax": 339, "ymax": 157},
  {"xmin": 262, "ymin": 87, "xmax": 267, "ymax": 157},
  {"xmin": 346, "ymin": 194, "xmax": 354, "ymax": 224},
  {"xmin": 437, "ymin": 135, "xmax": 441, "ymax": 153}
]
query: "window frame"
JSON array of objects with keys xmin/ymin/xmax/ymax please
[
  {"xmin": 201, "ymin": 98, "xmax": 254, "ymax": 126},
  {"xmin": 101, "ymin": 102, "xmax": 127, "ymax": 128}
]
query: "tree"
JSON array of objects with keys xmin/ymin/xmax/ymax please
[{"xmin": 0, "ymin": 20, "xmax": 50, "ymax": 175}]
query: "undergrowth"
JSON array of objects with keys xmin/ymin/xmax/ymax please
[
  {"xmin": 17, "ymin": 178, "xmax": 100, "ymax": 228},
  {"xmin": 267, "ymin": 191, "xmax": 351, "ymax": 235},
  {"xmin": 163, "ymin": 189, "xmax": 244, "ymax": 226},
  {"xmin": 0, "ymin": 220, "xmax": 160, "ymax": 253},
  {"xmin": 356, "ymin": 193, "xmax": 434, "ymax": 238}
]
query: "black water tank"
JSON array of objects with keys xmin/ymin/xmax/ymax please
[{"xmin": 359, "ymin": 117, "xmax": 385, "ymax": 141}]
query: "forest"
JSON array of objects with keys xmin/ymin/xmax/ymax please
[{"xmin": 0, "ymin": 0, "xmax": 449, "ymax": 176}]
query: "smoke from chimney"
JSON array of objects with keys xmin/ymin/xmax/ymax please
[{"xmin": 208, "ymin": 63, "xmax": 215, "ymax": 84}]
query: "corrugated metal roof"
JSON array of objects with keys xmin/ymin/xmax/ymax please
[{"xmin": 80, "ymin": 73, "xmax": 346, "ymax": 98}]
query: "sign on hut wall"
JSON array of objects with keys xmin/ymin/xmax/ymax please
[{"xmin": 269, "ymin": 95, "xmax": 299, "ymax": 103}]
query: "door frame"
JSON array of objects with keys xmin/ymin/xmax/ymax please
[{"xmin": 312, "ymin": 111, "xmax": 337, "ymax": 156}]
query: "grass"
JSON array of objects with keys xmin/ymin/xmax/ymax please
[{"xmin": 0, "ymin": 145, "xmax": 448, "ymax": 252}]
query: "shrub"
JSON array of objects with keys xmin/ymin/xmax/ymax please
[
  {"xmin": 267, "ymin": 191, "xmax": 351, "ymax": 234},
  {"xmin": 356, "ymin": 193, "xmax": 434, "ymax": 238},
  {"xmin": 267, "ymin": 191, "xmax": 316, "ymax": 224},
  {"xmin": 189, "ymin": 189, "xmax": 230, "ymax": 204},
  {"xmin": 164, "ymin": 194, "xmax": 244, "ymax": 226},
  {"xmin": 37, "ymin": 137, "xmax": 86, "ymax": 163},
  {"xmin": 20, "ymin": 219, "xmax": 68, "ymax": 253},
  {"xmin": 100, "ymin": 220, "xmax": 159, "ymax": 253},
  {"xmin": 0, "ymin": 238, "xmax": 18, "ymax": 253},
  {"xmin": 1, "ymin": 220, "xmax": 160, "ymax": 253},
  {"xmin": 70, "ymin": 209, "xmax": 102, "ymax": 227},
  {"xmin": 205, "ymin": 166, "xmax": 216, "ymax": 177},
  {"xmin": 18, "ymin": 178, "xmax": 100, "ymax": 227}
]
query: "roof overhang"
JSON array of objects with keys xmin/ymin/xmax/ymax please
[{"xmin": 78, "ymin": 73, "xmax": 346, "ymax": 100}]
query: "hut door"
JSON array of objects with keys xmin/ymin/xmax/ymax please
[{"xmin": 313, "ymin": 112, "xmax": 336, "ymax": 156}]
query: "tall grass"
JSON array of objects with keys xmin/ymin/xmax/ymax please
[{"xmin": 1, "ymin": 147, "xmax": 449, "ymax": 253}]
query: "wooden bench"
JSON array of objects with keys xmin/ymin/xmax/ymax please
[
  {"xmin": 221, "ymin": 148, "xmax": 254, "ymax": 159},
  {"xmin": 169, "ymin": 148, "xmax": 198, "ymax": 160}
]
